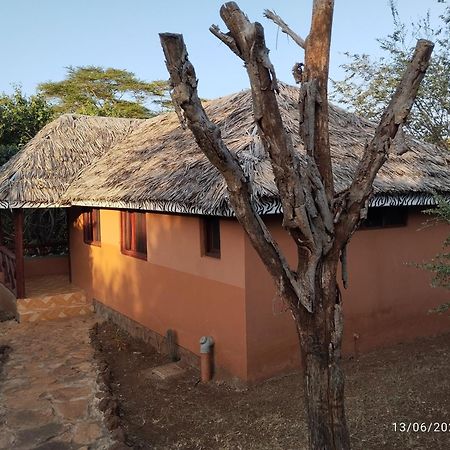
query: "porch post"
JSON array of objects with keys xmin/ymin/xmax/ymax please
[
  {"xmin": 14, "ymin": 209, "xmax": 25, "ymax": 298},
  {"xmin": 0, "ymin": 211, "xmax": 3, "ymax": 246},
  {"xmin": 66, "ymin": 208, "xmax": 72, "ymax": 283}
]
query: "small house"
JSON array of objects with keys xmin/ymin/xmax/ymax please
[{"xmin": 0, "ymin": 84, "xmax": 448, "ymax": 382}]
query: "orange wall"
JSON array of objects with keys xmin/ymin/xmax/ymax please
[
  {"xmin": 70, "ymin": 208, "xmax": 248, "ymax": 380},
  {"xmin": 244, "ymin": 217, "xmax": 300, "ymax": 382},
  {"xmin": 244, "ymin": 211, "xmax": 450, "ymax": 382},
  {"xmin": 24, "ymin": 255, "xmax": 69, "ymax": 278}
]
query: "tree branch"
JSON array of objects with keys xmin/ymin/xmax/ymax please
[
  {"xmin": 209, "ymin": 3, "xmax": 336, "ymax": 308},
  {"xmin": 300, "ymin": 0, "xmax": 335, "ymax": 203},
  {"xmin": 263, "ymin": 9, "xmax": 306, "ymax": 49},
  {"xmin": 159, "ymin": 32, "xmax": 313, "ymax": 313},
  {"xmin": 335, "ymin": 39, "xmax": 434, "ymax": 243},
  {"xmin": 215, "ymin": 3, "xmax": 333, "ymax": 248},
  {"xmin": 209, "ymin": 25, "xmax": 243, "ymax": 59}
]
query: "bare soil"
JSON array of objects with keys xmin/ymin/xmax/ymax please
[{"xmin": 92, "ymin": 321, "xmax": 450, "ymax": 450}]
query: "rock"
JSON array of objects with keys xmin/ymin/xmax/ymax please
[
  {"xmin": 34, "ymin": 441, "xmax": 72, "ymax": 450},
  {"xmin": 111, "ymin": 427, "xmax": 126, "ymax": 442},
  {"xmin": 72, "ymin": 422, "xmax": 103, "ymax": 444},
  {"xmin": 104, "ymin": 414, "xmax": 120, "ymax": 431},
  {"xmin": 50, "ymin": 385, "xmax": 92, "ymax": 402},
  {"xmin": 13, "ymin": 422, "xmax": 64, "ymax": 448},
  {"xmin": 53, "ymin": 398, "xmax": 89, "ymax": 420},
  {"xmin": 0, "ymin": 427, "xmax": 15, "ymax": 448},
  {"xmin": 7, "ymin": 407, "xmax": 55, "ymax": 429}
]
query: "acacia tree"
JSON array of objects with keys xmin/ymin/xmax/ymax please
[
  {"xmin": 160, "ymin": 2, "xmax": 433, "ymax": 448},
  {"xmin": 332, "ymin": 0, "xmax": 449, "ymax": 149},
  {"xmin": 38, "ymin": 66, "xmax": 170, "ymax": 118}
]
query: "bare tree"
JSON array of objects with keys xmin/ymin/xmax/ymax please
[{"xmin": 160, "ymin": 1, "xmax": 433, "ymax": 448}]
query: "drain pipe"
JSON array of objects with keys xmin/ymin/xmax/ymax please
[{"xmin": 199, "ymin": 336, "xmax": 214, "ymax": 382}]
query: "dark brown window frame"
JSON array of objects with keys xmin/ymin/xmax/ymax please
[
  {"xmin": 359, "ymin": 206, "xmax": 408, "ymax": 230},
  {"xmin": 201, "ymin": 216, "xmax": 221, "ymax": 258},
  {"xmin": 83, "ymin": 208, "xmax": 101, "ymax": 246},
  {"xmin": 120, "ymin": 211, "xmax": 147, "ymax": 260}
]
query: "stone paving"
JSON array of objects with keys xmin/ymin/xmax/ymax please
[{"xmin": 0, "ymin": 316, "xmax": 112, "ymax": 449}]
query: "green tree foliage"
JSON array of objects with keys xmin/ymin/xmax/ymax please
[
  {"xmin": 0, "ymin": 88, "xmax": 54, "ymax": 165},
  {"xmin": 38, "ymin": 66, "xmax": 169, "ymax": 119},
  {"xmin": 422, "ymin": 197, "xmax": 450, "ymax": 290},
  {"xmin": 332, "ymin": 1, "xmax": 449, "ymax": 149}
]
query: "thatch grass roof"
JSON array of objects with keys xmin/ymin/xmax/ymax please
[
  {"xmin": 0, "ymin": 114, "xmax": 142, "ymax": 208},
  {"xmin": 1, "ymin": 84, "xmax": 449, "ymax": 215}
]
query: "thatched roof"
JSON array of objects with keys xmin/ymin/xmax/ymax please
[
  {"xmin": 0, "ymin": 114, "xmax": 142, "ymax": 208},
  {"xmin": 1, "ymin": 84, "xmax": 449, "ymax": 215}
]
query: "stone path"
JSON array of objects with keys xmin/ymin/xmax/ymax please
[{"xmin": 0, "ymin": 316, "xmax": 112, "ymax": 449}]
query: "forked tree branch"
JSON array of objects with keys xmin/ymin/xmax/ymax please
[
  {"xmin": 263, "ymin": 9, "xmax": 306, "ymax": 49},
  {"xmin": 159, "ymin": 32, "xmax": 313, "ymax": 312},
  {"xmin": 335, "ymin": 39, "xmax": 434, "ymax": 244},
  {"xmin": 212, "ymin": 2, "xmax": 332, "ymax": 252}
]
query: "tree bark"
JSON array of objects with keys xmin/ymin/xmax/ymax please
[
  {"xmin": 295, "ymin": 255, "xmax": 349, "ymax": 449},
  {"xmin": 159, "ymin": 2, "xmax": 433, "ymax": 449}
]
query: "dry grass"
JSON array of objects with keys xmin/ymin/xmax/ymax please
[{"xmin": 93, "ymin": 321, "xmax": 450, "ymax": 450}]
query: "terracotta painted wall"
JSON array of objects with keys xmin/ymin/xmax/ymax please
[
  {"xmin": 24, "ymin": 255, "xmax": 69, "ymax": 278},
  {"xmin": 244, "ymin": 211, "xmax": 450, "ymax": 382},
  {"xmin": 70, "ymin": 208, "xmax": 248, "ymax": 380}
]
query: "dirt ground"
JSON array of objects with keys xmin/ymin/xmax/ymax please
[{"xmin": 92, "ymin": 321, "xmax": 450, "ymax": 450}]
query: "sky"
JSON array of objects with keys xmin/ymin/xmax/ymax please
[{"xmin": 0, "ymin": 0, "xmax": 445, "ymax": 100}]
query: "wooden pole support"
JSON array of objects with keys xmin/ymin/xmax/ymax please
[{"xmin": 14, "ymin": 209, "xmax": 25, "ymax": 298}]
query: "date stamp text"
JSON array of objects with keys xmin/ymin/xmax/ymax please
[{"xmin": 392, "ymin": 422, "xmax": 450, "ymax": 433}]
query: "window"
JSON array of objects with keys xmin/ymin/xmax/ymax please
[
  {"xmin": 83, "ymin": 208, "xmax": 101, "ymax": 245},
  {"xmin": 121, "ymin": 211, "xmax": 147, "ymax": 259},
  {"xmin": 202, "ymin": 217, "xmax": 221, "ymax": 258},
  {"xmin": 360, "ymin": 207, "xmax": 408, "ymax": 229}
]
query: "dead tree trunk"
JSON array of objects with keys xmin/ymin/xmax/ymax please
[{"xmin": 160, "ymin": 2, "xmax": 433, "ymax": 448}]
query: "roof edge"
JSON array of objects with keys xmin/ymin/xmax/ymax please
[{"xmin": 68, "ymin": 192, "xmax": 447, "ymax": 216}]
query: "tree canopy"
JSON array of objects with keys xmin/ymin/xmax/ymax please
[
  {"xmin": 38, "ymin": 66, "xmax": 170, "ymax": 119},
  {"xmin": 0, "ymin": 88, "xmax": 53, "ymax": 165},
  {"xmin": 332, "ymin": 1, "xmax": 449, "ymax": 149},
  {"xmin": 0, "ymin": 88, "xmax": 53, "ymax": 148}
]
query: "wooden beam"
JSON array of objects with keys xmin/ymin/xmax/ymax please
[
  {"xmin": 0, "ymin": 211, "xmax": 3, "ymax": 246},
  {"xmin": 14, "ymin": 209, "xmax": 25, "ymax": 298},
  {"xmin": 66, "ymin": 208, "xmax": 72, "ymax": 283}
]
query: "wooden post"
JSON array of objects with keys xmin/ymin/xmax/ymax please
[
  {"xmin": 14, "ymin": 209, "xmax": 25, "ymax": 298},
  {"xmin": 0, "ymin": 211, "xmax": 3, "ymax": 246},
  {"xmin": 66, "ymin": 208, "xmax": 72, "ymax": 283}
]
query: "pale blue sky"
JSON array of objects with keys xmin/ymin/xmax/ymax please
[{"xmin": 0, "ymin": 0, "xmax": 444, "ymax": 100}]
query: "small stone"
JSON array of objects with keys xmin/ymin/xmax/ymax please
[
  {"xmin": 105, "ymin": 414, "xmax": 120, "ymax": 431},
  {"xmin": 149, "ymin": 362, "xmax": 186, "ymax": 380},
  {"xmin": 98, "ymin": 397, "xmax": 112, "ymax": 412}
]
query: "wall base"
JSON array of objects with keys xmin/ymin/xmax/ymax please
[{"xmin": 92, "ymin": 299, "xmax": 200, "ymax": 370}]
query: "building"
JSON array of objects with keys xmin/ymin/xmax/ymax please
[{"xmin": 0, "ymin": 84, "xmax": 448, "ymax": 383}]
